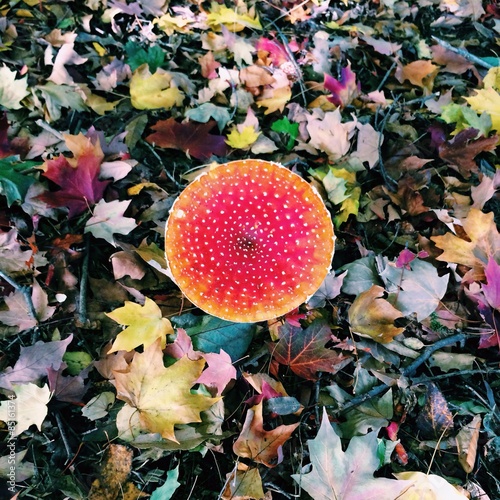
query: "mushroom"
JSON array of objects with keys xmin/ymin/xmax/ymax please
[{"xmin": 165, "ymin": 159, "xmax": 335, "ymax": 322}]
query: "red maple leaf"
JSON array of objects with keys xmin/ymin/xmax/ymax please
[
  {"xmin": 38, "ymin": 146, "xmax": 110, "ymax": 217},
  {"xmin": 270, "ymin": 320, "xmax": 351, "ymax": 381},
  {"xmin": 146, "ymin": 118, "xmax": 227, "ymax": 160}
]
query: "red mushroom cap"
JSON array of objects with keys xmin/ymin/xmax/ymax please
[{"xmin": 165, "ymin": 159, "xmax": 335, "ymax": 323}]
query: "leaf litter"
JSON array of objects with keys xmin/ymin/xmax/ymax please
[{"xmin": 0, "ymin": 0, "xmax": 499, "ymax": 498}]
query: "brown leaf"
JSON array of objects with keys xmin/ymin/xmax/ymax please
[
  {"xmin": 438, "ymin": 128, "xmax": 498, "ymax": 178},
  {"xmin": 415, "ymin": 383, "xmax": 454, "ymax": 439},
  {"xmin": 396, "ymin": 60, "xmax": 439, "ymax": 92},
  {"xmin": 221, "ymin": 464, "xmax": 271, "ymax": 500},
  {"xmin": 233, "ymin": 401, "xmax": 299, "ymax": 467},
  {"xmin": 145, "ymin": 118, "xmax": 227, "ymax": 160},
  {"xmin": 456, "ymin": 414, "xmax": 482, "ymax": 473},
  {"xmin": 270, "ymin": 320, "xmax": 351, "ymax": 381},
  {"xmin": 348, "ymin": 285, "xmax": 405, "ymax": 343},
  {"xmin": 431, "ymin": 44, "xmax": 480, "ymax": 77}
]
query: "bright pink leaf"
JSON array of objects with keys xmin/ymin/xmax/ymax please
[
  {"xmin": 324, "ymin": 65, "xmax": 360, "ymax": 108},
  {"xmin": 482, "ymin": 258, "xmax": 500, "ymax": 310}
]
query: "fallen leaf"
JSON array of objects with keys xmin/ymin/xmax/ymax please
[
  {"xmin": 225, "ymin": 125, "xmax": 260, "ymax": 149},
  {"xmin": 456, "ymin": 414, "xmax": 482, "ymax": 474},
  {"xmin": 146, "ymin": 118, "xmax": 227, "ymax": 160},
  {"xmin": 0, "ymin": 65, "xmax": 29, "ymax": 109},
  {"xmin": 324, "ymin": 64, "xmax": 360, "ymax": 108},
  {"xmin": 395, "ymin": 471, "xmax": 468, "ymax": 499},
  {"xmin": 85, "ymin": 199, "xmax": 137, "ymax": 247},
  {"xmin": 221, "ymin": 464, "xmax": 268, "ymax": 500},
  {"xmin": 196, "ymin": 350, "xmax": 237, "ymax": 396},
  {"xmin": 415, "ymin": 383, "xmax": 454, "ymax": 439},
  {"xmin": 206, "ymin": 3, "xmax": 262, "ymax": 32},
  {"xmin": 271, "ymin": 320, "xmax": 351, "ymax": 381},
  {"xmin": 0, "ymin": 383, "xmax": 52, "ymax": 436},
  {"xmin": 114, "ymin": 340, "xmax": 220, "ymax": 442},
  {"xmin": 47, "ymin": 42, "xmax": 87, "ymax": 86},
  {"xmin": 129, "ymin": 65, "xmax": 184, "ymax": 110},
  {"xmin": 431, "ymin": 208, "xmax": 500, "ymax": 282},
  {"xmin": 466, "ymin": 83, "xmax": 500, "ymax": 133},
  {"xmin": 233, "ymin": 401, "xmax": 299, "ymax": 467},
  {"xmin": 292, "ymin": 408, "xmax": 412, "ymax": 500},
  {"xmin": 348, "ymin": 285, "xmax": 405, "ymax": 343},
  {"xmin": 150, "ymin": 465, "xmax": 181, "ymax": 500},
  {"xmin": 106, "ymin": 297, "xmax": 174, "ymax": 353},
  {"xmin": 0, "ymin": 335, "xmax": 73, "ymax": 390},
  {"xmin": 396, "ymin": 60, "xmax": 439, "ymax": 92}
]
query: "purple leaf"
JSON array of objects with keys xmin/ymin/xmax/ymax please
[{"xmin": 482, "ymin": 258, "xmax": 500, "ymax": 310}]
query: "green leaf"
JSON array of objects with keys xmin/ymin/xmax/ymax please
[
  {"xmin": 151, "ymin": 466, "xmax": 180, "ymax": 500},
  {"xmin": 185, "ymin": 103, "xmax": 231, "ymax": 131},
  {"xmin": 271, "ymin": 117, "xmax": 299, "ymax": 150},
  {"xmin": 125, "ymin": 41, "xmax": 165, "ymax": 72},
  {"xmin": 174, "ymin": 315, "xmax": 255, "ymax": 362},
  {"xmin": 0, "ymin": 66, "xmax": 29, "ymax": 110},
  {"xmin": 0, "ymin": 156, "xmax": 38, "ymax": 206},
  {"xmin": 292, "ymin": 409, "xmax": 411, "ymax": 500}
]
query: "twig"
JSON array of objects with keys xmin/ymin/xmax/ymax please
[
  {"xmin": 78, "ymin": 234, "xmax": 90, "ymax": 326},
  {"xmin": 55, "ymin": 411, "xmax": 73, "ymax": 463},
  {"xmin": 431, "ymin": 37, "xmax": 494, "ymax": 70},
  {"xmin": 412, "ymin": 368, "xmax": 500, "ymax": 384},
  {"xmin": 336, "ymin": 333, "xmax": 467, "ymax": 415},
  {"xmin": 0, "ymin": 269, "xmax": 37, "ymax": 323}
]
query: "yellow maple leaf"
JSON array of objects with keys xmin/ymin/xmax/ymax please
[
  {"xmin": 256, "ymin": 86, "xmax": 292, "ymax": 115},
  {"xmin": 225, "ymin": 125, "xmax": 260, "ymax": 149},
  {"xmin": 483, "ymin": 66, "xmax": 500, "ymax": 90},
  {"xmin": 130, "ymin": 64, "xmax": 184, "ymax": 110},
  {"xmin": 348, "ymin": 285, "xmax": 405, "ymax": 343},
  {"xmin": 431, "ymin": 208, "xmax": 500, "ymax": 282},
  {"xmin": 206, "ymin": 2, "xmax": 262, "ymax": 32},
  {"xmin": 466, "ymin": 86, "xmax": 500, "ymax": 133},
  {"xmin": 106, "ymin": 297, "xmax": 173, "ymax": 353},
  {"xmin": 154, "ymin": 13, "xmax": 193, "ymax": 36},
  {"xmin": 114, "ymin": 340, "xmax": 220, "ymax": 442}
]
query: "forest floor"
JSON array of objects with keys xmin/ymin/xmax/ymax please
[{"xmin": 0, "ymin": 0, "xmax": 499, "ymax": 498}]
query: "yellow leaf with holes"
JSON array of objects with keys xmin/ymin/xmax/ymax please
[
  {"xmin": 130, "ymin": 65, "xmax": 184, "ymax": 110},
  {"xmin": 431, "ymin": 208, "xmax": 500, "ymax": 282},
  {"xmin": 348, "ymin": 285, "xmax": 405, "ymax": 343},
  {"xmin": 106, "ymin": 297, "xmax": 173, "ymax": 353},
  {"xmin": 114, "ymin": 340, "xmax": 220, "ymax": 443},
  {"xmin": 225, "ymin": 126, "xmax": 260, "ymax": 149},
  {"xmin": 465, "ymin": 86, "xmax": 500, "ymax": 133}
]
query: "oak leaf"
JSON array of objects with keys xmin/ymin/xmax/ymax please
[
  {"xmin": 348, "ymin": 285, "xmax": 405, "ymax": 343},
  {"xmin": 271, "ymin": 320, "xmax": 351, "ymax": 381},
  {"xmin": 431, "ymin": 208, "xmax": 500, "ymax": 282},
  {"xmin": 113, "ymin": 340, "xmax": 220, "ymax": 442},
  {"xmin": 146, "ymin": 118, "xmax": 227, "ymax": 160},
  {"xmin": 106, "ymin": 297, "xmax": 173, "ymax": 353},
  {"xmin": 233, "ymin": 401, "xmax": 299, "ymax": 467},
  {"xmin": 292, "ymin": 409, "xmax": 412, "ymax": 500}
]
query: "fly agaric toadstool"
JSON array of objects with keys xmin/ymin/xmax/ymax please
[{"xmin": 165, "ymin": 159, "xmax": 335, "ymax": 323}]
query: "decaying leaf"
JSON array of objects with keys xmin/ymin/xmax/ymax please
[
  {"xmin": 348, "ymin": 285, "xmax": 406, "ymax": 343},
  {"xmin": 415, "ymin": 383, "xmax": 454, "ymax": 439},
  {"xmin": 271, "ymin": 320, "xmax": 351, "ymax": 380},
  {"xmin": 221, "ymin": 464, "xmax": 269, "ymax": 500},
  {"xmin": 456, "ymin": 414, "xmax": 482, "ymax": 474},
  {"xmin": 292, "ymin": 409, "xmax": 412, "ymax": 500},
  {"xmin": 114, "ymin": 340, "xmax": 220, "ymax": 442},
  {"xmin": 233, "ymin": 401, "xmax": 299, "ymax": 467}
]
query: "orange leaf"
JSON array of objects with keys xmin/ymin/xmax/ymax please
[
  {"xmin": 431, "ymin": 208, "xmax": 500, "ymax": 281},
  {"xmin": 233, "ymin": 401, "xmax": 299, "ymax": 467},
  {"xmin": 396, "ymin": 60, "xmax": 439, "ymax": 92},
  {"xmin": 348, "ymin": 285, "xmax": 405, "ymax": 343}
]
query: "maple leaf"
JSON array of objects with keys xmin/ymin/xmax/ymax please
[
  {"xmin": 233, "ymin": 401, "xmax": 299, "ymax": 467},
  {"xmin": 114, "ymin": 340, "xmax": 220, "ymax": 442},
  {"xmin": 225, "ymin": 125, "xmax": 260, "ymax": 149},
  {"xmin": 0, "ymin": 279, "xmax": 56, "ymax": 332},
  {"xmin": 129, "ymin": 64, "xmax": 185, "ymax": 110},
  {"xmin": 146, "ymin": 118, "xmax": 227, "ymax": 160},
  {"xmin": 438, "ymin": 128, "xmax": 497, "ymax": 178},
  {"xmin": 292, "ymin": 409, "xmax": 412, "ymax": 500},
  {"xmin": 0, "ymin": 65, "xmax": 29, "ymax": 110},
  {"xmin": 84, "ymin": 199, "xmax": 137, "ymax": 247},
  {"xmin": 395, "ymin": 471, "xmax": 468, "ymax": 499},
  {"xmin": 271, "ymin": 320, "xmax": 351, "ymax": 381},
  {"xmin": 222, "ymin": 464, "xmax": 266, "ymax": 500},
  {"xmin": 466, "ymin": 84, "xmax": 500, "ymax": 133},
  {"xmin": 324, "ymin": 64, "xmax": 360, "ymax": 108},
  {"xmin": 396, "ymin": 60, "xmax": 439, "ymax": 92},
  {"xmin": 106, "ymin": 297, "xmax": 174, "ymax": 353},
  {"xmin": 348, "ymin": 285, "xmax": 405, "ymax": 343},
  {"xmin": 256, "ymin": 85, "xmax": 292, "ymax": 115},
  {"xmin": 307, "ymin": 271, "xmax": 347, "ymax": 308},
  {"xmin": 38, "ymin": 133, "xmax": 110, "ymax": 217},
  {"xmin": 0, "ymin": 383, "xmax": 52, "ymax": 436},
  {"xmin": 206, "ymin": 3, "xmax": 262, "ymax": 32},
  {"xmin": 0, "ymin": 335, "xmax": 73, "ymax": 390},
  {"xmin": 47, "ymin": 362, "xmax": 90, "ymax": 403},
  {"xmin": 431, "ymin": 208, "xmax": 500, "ymax": 282}
]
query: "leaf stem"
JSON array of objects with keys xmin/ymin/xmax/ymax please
[{"xmin": 0, "ymin": 269, "xmax": 37, "ymax": 322}]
